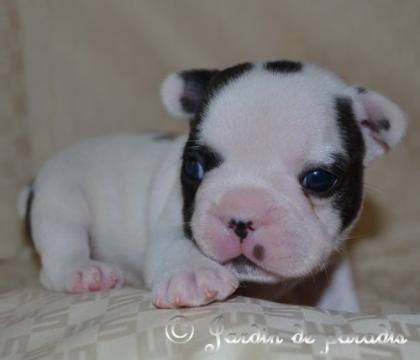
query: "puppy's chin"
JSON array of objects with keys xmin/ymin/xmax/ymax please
[
  {"xmin": 222, "ymin": 251, "xmax": 335, "ymax": 285},
  {"xmin": 224, "ymin": 255, "xmax": 282, "ymax": 284}
]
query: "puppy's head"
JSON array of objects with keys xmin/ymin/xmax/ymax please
[{"xmin": 161, "ymin": 60, "xmax": 406, "ymax": 283}]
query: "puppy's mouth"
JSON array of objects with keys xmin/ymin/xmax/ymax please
[
  {"xmin": 224, "ymin": 255, "xmax": 280, "ymax": 283},
  {"xmin": 228, "ymin": 255, "xmax": 257, "ymax": 273}
]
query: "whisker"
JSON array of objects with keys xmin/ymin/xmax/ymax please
[
  {"xmin": 363, "ymin": 182, "xmax": 384, "ymax": 195},
  {"xmin": 160, "ymin": 219, "xmax": 211, "ymax": 229},
  {"xmin": 345, "ymin": 232, "xmax": 375, "ymax": 241},
  {"xmin": 319, "ymin": 262, "xmax": 330, "ymax": 283}
]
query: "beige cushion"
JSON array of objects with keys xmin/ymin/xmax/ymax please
[{"xmin": 1, "ymin": 286, "xmax": 420, "ymax": 359}]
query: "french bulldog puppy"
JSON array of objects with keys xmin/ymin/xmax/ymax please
[{"xmin": 18, "ymin": 60, "xmax": 406, "ymax": 312}]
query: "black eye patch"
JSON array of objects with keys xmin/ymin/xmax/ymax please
[
  {"xmin": 181, "ymin": 142, "xmax": 222, "ymax": 181},
  {"xmin": 299, "ymin": 147, "xmax": 364, "ymax": 233},
  {"xmin": 334, "ymin": 97, "xmax": 365, "ymax": 231},
  {"xmin": 180, "ymin": 138, "xmax": 223, "ymax": 239}
]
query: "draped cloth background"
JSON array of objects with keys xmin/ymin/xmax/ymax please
[{"xmin": 0, "ymin": 0, "xmax": 419, "ymax": 313}]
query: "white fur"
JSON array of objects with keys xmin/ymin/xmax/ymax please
[
  {"xmin": 316, "ymin": 258, "xmax": 360, "ymax": 312},
  {"xmin": 22, "ymin": 61, "xmax": 406, "ymax": 311},
  {"xmin": 160, "ymin": 73, "xmax": 190, "ymax": 119},
  {"xmin": 31, "ymin": 133, "xmax": 175, "ymax": 289}
]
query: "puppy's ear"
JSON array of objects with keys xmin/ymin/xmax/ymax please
[
  {"xmin": 161, "ymin": 69, "xmax": 219, "ymax": 120},
  {"xmin": 353, "ymin": 87, "xmax": 407, "ymax": 164}
]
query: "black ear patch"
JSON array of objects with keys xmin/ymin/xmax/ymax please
[
  {"xmin": 162, "ymin": 63, "xmax": 253, "ymax": 120},
  {"xmin": 360, "ymin": 118, "xmax": 391, "ymax": 133},
  {"xmin": 179, "ymin": 70, "xmax": 218, "ymax": 115},
  {"xmin": 333, "ymin": 96, "xmax": 366, "ymax": 231},
  {"xmin": 206, "ymin": 62, "xmax": 253, "ymax": 96},
  {"xmin": 264, "ymin": 60, "xmax": 303, "ymax": 73}
]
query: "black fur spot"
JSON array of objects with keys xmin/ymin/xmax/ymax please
[
  {"xmin": 333, "ymin": 97, "xmax": 366, "ymax": 231},
  {"xmin": 361, "ymin": 118, "xmax": 390, "ymax": 133},
  {"xmin": 356, "ymin": 86, "xmax": 367, "ymax": 94},
  {"xmin": 253, "ymin": 244, "xmax": 265, "ymax": 261},
  {"xmin": 179, "ymin": 69, "xmax": 218, "ymax": 115},
  {"xmin": 264, "ymin": 60, "xmax": 303, "ymax": 73},
  {"xmin": 24, "ymin": 186, "xmax": 34, "ymax": 239}
]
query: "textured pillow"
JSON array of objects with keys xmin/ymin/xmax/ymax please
[{"xmin": 1, "ymin": 287, "xmax": 419, "ymax": 359}]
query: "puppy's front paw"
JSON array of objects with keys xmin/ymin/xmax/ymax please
[
  {"xmin": 41, "ymin": 261, "xmax": 126, "ymax": 293},
  {"xmin": 152, "ymin": 266, "xmax": 239, "ymax": 308},
  {"xmin": 67, "ymin": 262, "xmax": 126, "ymax": 293}
]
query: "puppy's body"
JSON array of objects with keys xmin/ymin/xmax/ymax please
[
  {"xmin": 28, "ymin": 133, "xmax": 185, "ymax": 287},
  {"xmin": 21, "ymin": 61, "xmax": 406, "ymax": 311}
]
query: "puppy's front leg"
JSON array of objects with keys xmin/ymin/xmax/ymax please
[{"xmin": 144, "ymin": 227, "xmax": 239, "ymax": 308}]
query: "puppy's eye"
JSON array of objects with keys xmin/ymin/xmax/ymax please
[
  {"xmin": 301, "ymin": 169, "xmax": 338, "ymax": 194},
  {"xmin": 183, "ymin": 158, "xmax": 205, "ymax": 181}
]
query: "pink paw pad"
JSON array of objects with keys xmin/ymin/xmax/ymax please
[
  {"xmin": 70, "ymin": 272, "xmax": 84, "ymax": 293},
  {"xmin": 153, "ymin": 266, "xmax": 239, "ymax": 308},
  {"xmin": 68, "ymin": 264, "xmax": 125, "ymax": 293}
]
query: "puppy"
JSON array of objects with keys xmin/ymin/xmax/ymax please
[{"xmin": 18, "ymin": 60, "xmax": 406, "ymax": 311}]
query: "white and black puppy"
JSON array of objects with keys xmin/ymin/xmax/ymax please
[{"xmin": 18, "ymin": 60, "xmax": 406, "ymax": 312}]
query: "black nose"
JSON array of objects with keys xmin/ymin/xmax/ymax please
[{"xmin": 229, "ymin": 219, "xmax": 253, "ymax": 240}]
